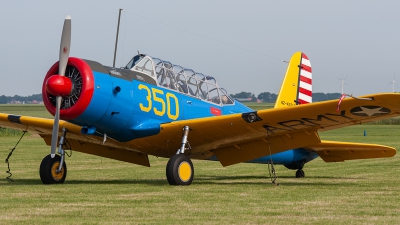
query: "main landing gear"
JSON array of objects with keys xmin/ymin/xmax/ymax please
[
  {"xmin": 39, "ymin": 125, "xmax": 195, "ymax": 185},
  {"xmin": 39, "ymin": 128, "xmax": 68, "ymax": 184},
  {"xmin": 40, "ymin": 154, "xmax": 67, "ymax": 184},
  {"xmin": 166, "ymin": 126, "xmax": 194, "ymax": 185}
]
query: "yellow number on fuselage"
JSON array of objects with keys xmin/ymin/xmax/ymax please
[
  {"xmin": 166, "ymin": 93, "xmax": 179, "ymax": 120},
  {"xmin": 138, "ymin": 84, "xmax": 152, "ymax": 112},
  {"xmin": 152, "ymin": 88, "xmax": 166, "ymax": 116},
  {"xmin": 138, "ymin": 84, "xmax": 179, "ymax": 120}
]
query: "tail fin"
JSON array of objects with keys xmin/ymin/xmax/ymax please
[{"xmin": 274, "ymin": 52, "xmax": 312, "ymax": 108}]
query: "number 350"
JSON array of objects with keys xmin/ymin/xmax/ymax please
[{"xmin": 138, "ymin": 84, "xmax": 179, "ymax": 120}]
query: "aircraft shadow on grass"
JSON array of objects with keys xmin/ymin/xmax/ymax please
[{"xmin": 0, "ymin": 175, "xmax": 364, "ymax": 187}]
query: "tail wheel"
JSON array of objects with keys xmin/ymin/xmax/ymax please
[
  {"xmin": 295, "ymin": 169, "xmax": 305, "ymax": 178},
  {"xmin": 166, "ymin": 154, "xmax": 194, "ymax": 185},
  {"xmin": 39, "ymin": 154, "xmax": 67, "ymax": 184}
]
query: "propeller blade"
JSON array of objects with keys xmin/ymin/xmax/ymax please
[
  {"xmin": 50, "ymin": 96, "xmax": 61, "ymax": 158},
  {"xmin": 50, "ymin": 15, "xmax": 71, "ymax": 158},
  {"xmin": 59, "ymin": 15, "xmax": 71, "ymax": 76}
]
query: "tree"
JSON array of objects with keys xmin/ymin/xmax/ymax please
[
  {"xmin": 0, "ymin": 95, "xmax": 7, "ymax": 104},
  {"xmin": 230, "ymin": 92, "xmax": 253, "ymax": 99},
  {"xmin": 312, "ymin": 92, "xmax": 342, "ymax": 102},
  {"xmin": 0, "ymin": 94, "xmax": 42, "ymax": 104},
  {"xmin": 257, "ymin": 92, "xmax": 277, "ymax": 103}
]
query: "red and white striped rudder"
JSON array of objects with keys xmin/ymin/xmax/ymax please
[{"xmin": 297, "ymin": 53, "xmax": 312, "ymax": 104}]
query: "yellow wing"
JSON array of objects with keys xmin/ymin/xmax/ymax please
[
  {"xmin": 1, "ymin": 93, "xmax": 399, "ymax": 167},
  {"xmin": 305, "ymin": 140, "xmax": 395, "ymax": 162},
  {"xmin": 138, "ymin": 93, "xmax": 400, "ymax": 166},
  {"xmin": 0, "ymin": 114, "xmax": 150, "ymax": 167}
]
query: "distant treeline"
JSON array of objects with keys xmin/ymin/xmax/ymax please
[
  {"xmin": 231, "ymin": 92, "xmax": 342, "ymax": 103},
  {"xmin": 0, "ymin": 92, "xmax": 343, "ymax": 104},
  {"xmin": 0, "ymin": 94, "xmax": 42, "ymax": 104}
]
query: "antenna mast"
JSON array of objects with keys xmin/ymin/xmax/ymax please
[{"xmin": 113, "ymin": 8, "xmax": 123, "ymax": 68}]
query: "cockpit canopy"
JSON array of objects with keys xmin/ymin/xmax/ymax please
[{"xmin": 125, "ymin": 54, "xmax": 234, "ymax": 105}]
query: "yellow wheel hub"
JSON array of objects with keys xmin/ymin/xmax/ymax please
[
  {"xmin": 51, "ymin": 162, "xmax": 64, "ymax": 181},
  {"xmin": 178, "ymin": 161, "xmax": 191, "ymax": 182}
]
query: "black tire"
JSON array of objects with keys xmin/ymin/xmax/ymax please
[
  {"xmin": 295, "ymin": 169, "xmax": 305, "ymax": 178},
  {"xmin": 166, "ymin": 154, "xmax": 194, "ymax": 185},
  {"xmin": 39, "ymin": 154, "xmax": 67, "ymax": 184}
]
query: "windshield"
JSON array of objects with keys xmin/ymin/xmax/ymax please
[{"xmin": 125, "ymin": 54, "xmax": 144, "ymax": 69}]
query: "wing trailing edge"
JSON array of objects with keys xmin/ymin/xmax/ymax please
[{"xmin": 213, "ymin": 130, "xmax": 321, "ymax": 167}]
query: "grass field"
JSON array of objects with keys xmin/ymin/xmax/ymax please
[
  {"xmin": 0, "ymin": 104, "xmax": 52, "ymax": 118},
  {"xmin": 0, "ymin": 105, "xmax": 400, "ymax": 224}
]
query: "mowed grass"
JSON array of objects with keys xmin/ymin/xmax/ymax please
[
  {"xmin": 243, "ymin": 102, "xmax": 274, "ymax": 110},
  {"xmin": 0, "ymin": 104, "xmax": 52, "ymax": 118},
  {"xmin": 0, "ymin": 105, "xmax": 400, "ymax": 224}
]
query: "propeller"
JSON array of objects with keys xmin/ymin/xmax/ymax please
[{"xmin": 49, "ymin": 16, "xmax": 72, "ymax": 158}]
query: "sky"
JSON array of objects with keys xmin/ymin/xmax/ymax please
[{"xmin": 1, "ymin": 1, "xmax": 400, "ymax": 97}]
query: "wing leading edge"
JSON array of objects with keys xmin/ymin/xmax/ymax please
[
  {"xmin": 151, "ymin": 93, "xmax": 400, "ymax": 166},
  {"xmin": 0, "ymin": 114, "xmax": 150, "ymax": 167}
]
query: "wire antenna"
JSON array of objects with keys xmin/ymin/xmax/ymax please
[{"xmin": 113, "ymin": 8, "xmax": 123, "ymax": 68}]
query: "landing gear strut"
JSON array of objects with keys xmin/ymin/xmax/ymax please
[
  {"xmin": 40, "ymin": 128, "xmax": 68, "ymax": 184},
  {"xmin": 166, "ymin": 126, "xmax": 194, "ymax": 185}
]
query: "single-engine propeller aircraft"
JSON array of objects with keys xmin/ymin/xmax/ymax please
[{"xmin": 0, "ymin": 16, "xmax": 399, "ymax": 185}]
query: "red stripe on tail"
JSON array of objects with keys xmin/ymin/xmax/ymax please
[
  {"xmin": 300, "ymin": 76, "xmax": 312, "ymax": 85},
  {"xmin": 298, "ymin": 99, "xmax": 309, "ymax": 104},
  {"xmin": 299, "ymin": 87, "xmax": 312, "ymax": 97},
  {"xmin": 301, "ymin": 64, "xmax": 312, "ymax": 73}
]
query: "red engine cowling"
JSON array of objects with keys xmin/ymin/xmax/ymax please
[{"xmin": 42, "ymin": 57, "xmax": 95, "ymax": 120}]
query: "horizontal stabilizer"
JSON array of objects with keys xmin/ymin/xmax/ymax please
[{"xmin": 305, "ymin": 140, "xmax": 396, "ymax": 162}]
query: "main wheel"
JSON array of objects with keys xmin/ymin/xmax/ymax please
[
  {"xmin": 295, "ymin": 169, "xmax": 305, "ymax": 178},
  {"xmin": 166, "ymin": 154, "xmax": 194, "ymax": 185},
  {"xmin": 39, "ymin": 154, "xmax": 67, "ymax": 184}
]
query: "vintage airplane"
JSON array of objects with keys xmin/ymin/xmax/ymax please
[{"xmin": 0, "ymin": 16, "xmax": 398, "ymax": 185}]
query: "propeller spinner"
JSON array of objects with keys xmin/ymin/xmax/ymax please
[{"xmin": 46, "ymin": 15, "xmax": 72, "ymax": 158}]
